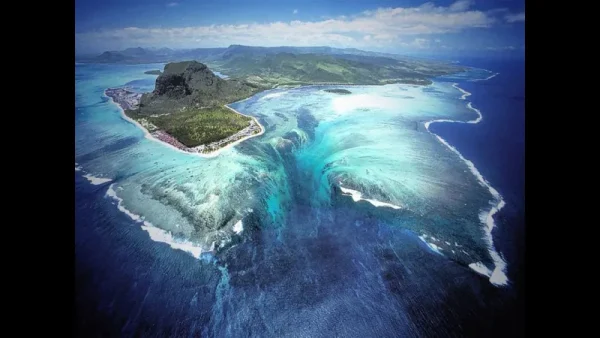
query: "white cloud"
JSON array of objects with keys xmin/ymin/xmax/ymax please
[
  {"xmin": 166, "ymin": 2, "xmax": 178, "ymax": 7},
  {"xmin": 505, "ymin": 12, "xmax": 525, "ymax": 23},
  {"xmin": 77, "ymin": 1, "xmax": 499, "ymax": 52},
  {"xmin": 293, "ymin": 9, "xmax": 298, "ymax": 15},
  {"xmin": 449, "ymin": 0, "xmax": 473, "ymax": 12}
]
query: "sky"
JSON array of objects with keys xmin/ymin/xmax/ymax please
[{"xmin": 75, "ymin": 0, "xmax": 525, "ymax": 57}]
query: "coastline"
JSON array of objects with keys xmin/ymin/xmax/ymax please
[
  {"xmin": 423, "ymin": 74, "xmax": 509, "ymax": 287},
  {"xmin": 104, "ymin": 74, "xmax": 509, "ymax": 286},
  {"xmin": 104, "ymin": 76, "xmax": 430, "ymax": 158},
  {"xmin": 103, "ymin": 89, "xmax": 265, "ymax": 158}
]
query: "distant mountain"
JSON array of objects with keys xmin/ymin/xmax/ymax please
[
  {"xmin": 122, "ymin": 47, "xmax": 149, "ymax": 57},
  {"xmin": 95, "ymin": 51, "xmax": 133, "ymax": 63},
  {"xmin": 78, "ymin": 45, "xmax": 465, "ymax": 87},
  {"xmin": 220, "ymin": 45, "xmax": 411, "ymax": 60},
  {"xmin": 176, "ymin": 48, "xmax": 228, "ymax": 61},
  {"xmin": 215, "ymin": 52, "xmax": 463, "ymax": 86},
  {"xmin": 81, "ymin": 47, "xmax": 175, "ymax": 64},
  {"xmin": 78, "ymin": 45, "xmax": 440, "ymax": 65}
]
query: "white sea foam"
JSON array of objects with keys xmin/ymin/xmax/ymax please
[
  {"xmin": 471, "ymin": 72, "xmax": 499, "ymax": 82},
  {"xmin": 452, "ymin": 83, "xmax": 471, "ymax": 100},
  {"xmin": 106, "ymin": 184, "xmax": 142, "ymax": 221},
  {"xmin": 140, "ymin": 222, "xmax": 205, "ymax": 259},
  {"xmin": 471, "ymin": 259, "xmax": 510, "ymax": 287},
  {"xmin": 418, "ymin": 235, "xmax": 444, "ymax": 256},
  {"xmin": 233, "ymin": 220, "xmax": 244, "ymax": 234},
  {"xmin": 423, "ymin": 80, "xmax": 509, "ymax": 287},
  {"xmin": 83, "ymin": 174, "xmax": 112, "ymax": 185},
  {"xmin": 339, "ymin": 185, "xmax": 402, "ymax": 210},
  {"xmin": 469, "ymin": 262, "xmax": 493, "ymax": 277},
  {"xmin": 76, "ymin": 164, "xmax": 111, "ymax": 185},
  {"xmin": 105, "ymin": 184, "xmax": 208, "ymax": 258},
  {"xmin": 465, "ymin": 102, "xmax": 483, "ymax": 124}
]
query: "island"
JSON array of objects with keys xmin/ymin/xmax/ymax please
[
  {"xmin": 106, "ymin": 61, "xmax": 265, "ymax": 156},
  {"xmin": 323, "ymin": 89, "xmax": 352, "ymax": 95},
  {"xmin": 99, "ymin": 48, "xmax": 467, "ymax": 156}
]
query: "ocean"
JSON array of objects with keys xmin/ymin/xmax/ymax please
[
  {"xmin": 430, "ymin": 58, "xmax": 525, "ymax": 288},
  {"xmin": 75, "ymin": 58, "xmax": 524, "ymax": 337}
]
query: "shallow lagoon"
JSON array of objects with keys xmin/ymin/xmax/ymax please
[{"xmin": 75, "ymin": 63, "xmax": 514, "ymax": 336}]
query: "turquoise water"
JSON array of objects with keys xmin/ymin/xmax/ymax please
[
  {"xmin": 75, "ymin": 63, "xmax": 501, "ymax": 277},
  {"xmin": 75, "ymin": 63, "xmax": 521, "ymax": 336}
]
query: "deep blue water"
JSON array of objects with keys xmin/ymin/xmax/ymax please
[
  {"xmin": 75, "ymin": 58, "xmax": 525, "ymax": 337},
  {"xmin": 76, "ymin": 176, "xmax": 523, "ymax": 337},
  {"xmin": 429, "ymin": 58, "xmax": 525, "ymax": 287}
]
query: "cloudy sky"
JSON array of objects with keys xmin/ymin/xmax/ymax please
[{"xmin": 75, "ymin": 0, "xmax": 525, "ymax": 56}]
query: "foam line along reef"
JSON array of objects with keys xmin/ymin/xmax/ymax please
[
  {"xmin": 339, "ymin": 185, "xmax": 403, "ymax": 210},
  {"xmin": 471, "ymin": 71, "xmax": 499, "ymax": 82},
  {"xmin": 424, "ymin": 76, "xmax": 509, "ymax": 287},
  {"xmin": 80, "ymin": 62, "xmax": 509, "ymax": 290},
  {"xmin": 104, "ymin": 183, "xmax": 210, "ymax": 258},
  {"xmin": 75, "ymin": 163, "xmax": 113, "ymax": 185}
]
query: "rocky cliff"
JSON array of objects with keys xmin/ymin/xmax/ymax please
[{"xmin": 138, "ymin": 61, "xmax": 262, "ymax": 116}]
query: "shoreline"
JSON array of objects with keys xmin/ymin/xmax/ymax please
[
  {"xmin": 99, "ymin": 72, "xmax": 512, "ymax": 286},
  {"xmin": 104, "ymin": 77, "xmax": 434, "ymax": 158},
  {"xmin": 103, "ymin": 89, "xmax": 265, "ymax": 158},
  {"xmin": 423, "ymin": 74, "xmax": 509, "ymax": 287}
]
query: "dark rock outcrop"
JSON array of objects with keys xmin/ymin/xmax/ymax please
[{"xmin": 137, "ymin": 61, "xmax": 262, "ymax": 116}]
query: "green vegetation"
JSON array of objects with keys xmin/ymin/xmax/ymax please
[
  {"xmin": 125, "ymin": 61, "xmax": 262, "ymax": 148},
  {"xmin": 136, "ymin": 61, "xmax": 264, "ymax": 116},
  {"xmin": 212, "ymin": 52, "xmax": 464, "ymax": 87},
  {"xmin": 114, "ymin": 50, "xmax": 466, "ymax": 149},
  {"xmin": 150, "ymin": 106, "xmax": 251, "ymax": 147},
  {"xmin": 83, "ymin": 45, "xmax": 465, "ymax": 87}
]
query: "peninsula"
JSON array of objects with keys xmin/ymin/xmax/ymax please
[
  {"xmin": 106, "ymin": 61, "xmax": 265, "ymax": 156},
  {"xmin": 101, "ymin": 48, "xmax": 467, "ymax": 156}
]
